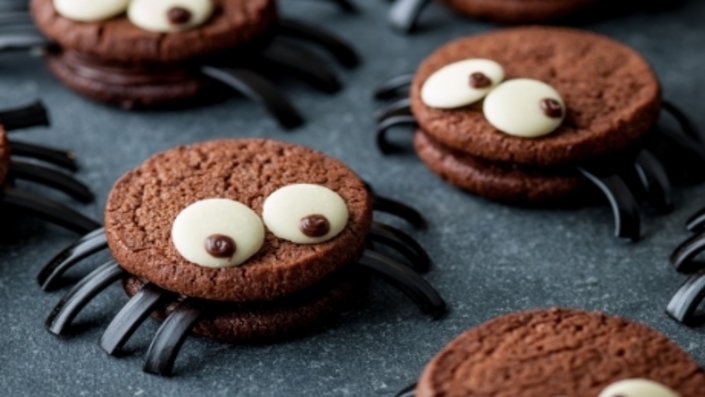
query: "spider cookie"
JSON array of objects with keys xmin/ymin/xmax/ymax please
[
  {"xmin": 374, "ymin": 27, "xmax": 705, "ymax": 240},
  {"xmin": 18, "ymin": 0, "xmax": 359, "ymax": 129},
  {"xmin": 0, "ymin": 101, "xmax": 97, "ymax": 234},
  {"xmin": 40, "ymin": 138, "xmax": 446, "ymax": 376},
  {"xmin": 397, "ymin": 308, "xmax": 705, "ymax": 397}
]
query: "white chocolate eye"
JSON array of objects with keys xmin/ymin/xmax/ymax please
[
  {"xmin": 171, "ymin": 199, "xmax": 265, "ymax": 268},
  {"xmin": 483, "ymin": 78, "xmax": 565, "ymax": 138},
  {"xmin": 598, "ymin": 379, "xmax": 680, "ymax": 397},
  {"xmin": 128, "ymin": 0, "xmax": 214, "ymax": 33},
  {"xmin": 263, "ymin": 184, "xmax": 349, "ymax": 245},
  {"xmin": 421, "ymin": 59, "xmax": 505, "ymax": 109},
  {"xmin": 53, "ymin": 0, "xmax": 129, "ymax": 22}
]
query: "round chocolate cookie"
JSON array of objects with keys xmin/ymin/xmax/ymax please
[
  {"xmin": 31, "ymin": 0, "xmax": 277, "ymax": 64},
  {"xmin": 0, "ymin": 128, "xmax": 10, "ymax": 185},
  {"xmin": 414, "ymin": 130, "xmax": 585, "ymax": 203},
  {"xmin": 439, "ymin": 0, "xmax": 598, "ymax": 23},
  {"xmin": 411, "ymin": 27, "xmax": 661, "ymax": 167},
  {"xmin": 416, "ymin": 308, "xmax": 705, "ymax": 397},
  {"xmin": 105, "ymin": 139, "xmax": 373, "ymax": 303}
]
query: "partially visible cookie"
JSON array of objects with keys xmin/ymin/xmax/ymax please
[
  {"xmin": 439, "ymin": 0, "xmax": 598, "ymax": 23},
  {"xmin": 416, "ymin": 308, "xmax": 705, "ymax": 397}
]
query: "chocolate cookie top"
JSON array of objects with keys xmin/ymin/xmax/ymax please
[
  {"xmin": 439, "ymin": 0, "xmax": 597, "ymax": 23},
  {"xmin": 31, "ymin": 0, "xmax": 277, "ymax": 64},
  {"xmin": 0, "ymin": 128, "xmax": 9, "ymax": 185},
  {"xmin": 417, "ymin": 308, "xmax": 705, "ymax": 397},
  {"xmin": 105, "ymin": 139, "xmax": 372, "ymax": 303},
  {"xmin": 411, "ymin": 27, "xmax": 661, "ymax": 167}
]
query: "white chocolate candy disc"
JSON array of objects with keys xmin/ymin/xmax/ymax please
[
  {"xmin": 598, "ymin": 379, "xmax": 680, "ymax": 397},
  {"xmin": 128, "ymin": 0, "xmax": 214, "ymax": 33},
  {"xmin": 53, "ymin": 0, "xmax": 129, "ymax": 22},
  {"xmin": 171, "ymin": 199, "xmax": 265, "ymax": 268},
  {"xmin": 263, "ymin": 184, "xmax": 349, "ymax": 245},
  {"xmin": 421, "ymin": 59, "xmax": 505, "ymax": 109},
  {"xmin": 483, "ymin": 78, "xmax": 566, "ymax": 138}
]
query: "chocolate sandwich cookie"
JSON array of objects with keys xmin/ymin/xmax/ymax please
[
  {"xmin": 374, "ymin": 26, "xmax": 705, "ymax": 240},
  {"xmin": 23, "ymin": 0, "xmax": 359, "ymax": 129},
  {"xmin": 0, "ymin": 101, "xmax": 98, "ymax": 234},
  {"xmin": 40, "ymin": 138, "xmax": 445, "ymax": 376},
  {"xmin": 400, "ymin": 308, "xmax": 705, "ymax": 397}
]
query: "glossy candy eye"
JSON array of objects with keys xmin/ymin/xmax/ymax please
[
  {"xmin": 598, "ymin": 379, "xmax": 680, "ymax": 397},
  {"xmin": 53, "ymin": 0, "xmax": 129, "ymax": 22},
  {"xmin": 171, "ymin": 199, "xmax": 265, "ymax": 268},
  {"xmin": 263, "ymin": 184, "xmax": 349, "ymax": 245},
  {"xmin": 421, "ymin": 59, "xmax": 505, "ymax": 109},
  {"xmin": 483, "ymin": 78, "xmax": 566, "ymax": 138},
  {"xmin": 128, "ymin": 0, "xmax": 214, "ymax": 33}
]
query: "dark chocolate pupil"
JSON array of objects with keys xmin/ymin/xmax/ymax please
[
  {"xmin": 540, "ymin": 98, "xmax": 563, "ymax": 118},
  {"xmin": 469, "ymin": 72, "xmax": 492, "ymax": 89},
  {"xmin": 205, "ymin": 234, "xmax": 236, "ymax": 258},
  {"xmin": 167, "ymin": 7, "xmax": 192, "ymax": 25},
  {"xmin": 299, "ymin": 214, "xmax": 330, "ymax": 238}
]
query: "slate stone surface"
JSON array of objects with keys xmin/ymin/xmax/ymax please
[{"xmin": 1, "ymin": 1, "xmax": 704, "ymax": 396}]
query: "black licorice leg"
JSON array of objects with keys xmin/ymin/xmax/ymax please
[
  {"xmin": 372, "ymin": 194, "xmax": 427, "ymax": 229},
  {"xmin": 277, "ymin": 18, "xmax": 360, "ymax": 68},
  {"xmin": 388, "ymin": 0, "xmax": 431, "ymax": 33},
  {"xmin": 633, "ymin": 149, "xmax": 673, "ymax": 213},
  {"xmin": 577, "ymin": 167, "xmax": 641, "ymax": 241},
  {"xmin": 686, "ymin": 206, "xmax": 705, "ymax": 233},
  {"xmin": 358, "ymin": 250, "xmax": 446, "ymax": 317},
  {"xmin": 662, "ymin": 101, "xmax": 701, "ymax": 142},
  {"xmin": 666, "ymin": 269, "xmax": 705, "ymax": 324},
  {"xmin": 296, "ymin": 0, "xmax": 358, "ymax": 12},
  {"xmin": 0, "ymin": 33, "xmax": 47, "ymax": 52},
  {"xmin": 100, "ymin": 284, "xmax": 172, "ymax": 356},
  {"xmin": 46, "ymin": 260, "xmax": 125, "ymax": 336},
  {"xmin": 0, "ymin": 187, "xmax": 99, "ymax": 234},
  {"xmin": 9, "ymin": 141, "xmax": 78, "ymax": 172},
  {"xmin": 201, "ymin": 66, "xmax": 304, "ymax": 130},
  {"xmin": 143, "ymin": 301, "xmax": 202, "ymax": 376},
  {"xmin": 0, "ymin": 101, "xmax": 49, "ymax": 131},
  {"xmin": 377, "ymin": 115, "xmax": 418, "ymax": 154},
  {"xmin": 369, "ymin": 222, "xmax": 431, "ymax": 272},
  {"xmin": 375, "ymin": 98, "xmax": 412, "ymax": 121},
  {"xmin": 374, "ymin": 74, "xmax": 413, "ymax": 101},
  {"xmin": 259, "ymin": 40, "xmax": 342, "ymax": 94},
  {"xmin": 37, "ymin": 228, "xmax": 108, "ymax": 291},
  {"xmin": 9, "ymin": 160, "xmax": 94, "ymax": 203},
  {"xmin": 670, "ymin": 231, "xmax": 705, "ymax": 272},
  {"xmin": 395, "ymin": 383, "xmax": 417, "ymax": 397}
]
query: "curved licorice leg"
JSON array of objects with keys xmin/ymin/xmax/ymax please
[
  {"xmin": 143, "ymin": 301, "xmax": 202, "ymax": 376},
  {"xmin": 666, "ymin": 269, "xmax": 705, "ymax": 324},
  {"xmin": 37, "ymin": 228, "xmax": 108, "ymax": 291},
  {"xmin": 375, "ymin": 98, "xmax": 412, "ymax": 122},
  {"xmin": 277, "ymin": 18, "xmax": 359, "ymax": 68},
  {"xmin": 395, "ymin": 383, "xmax": 417, "ymax": 397},
  {"xmin": 377, "ymin": 115, "xmax": 418, "ymax": 154},
  {"xmin": 369, "ymin": 222, "xmax": 431, "ymax": 272},
  {"xmin": 202, "ymin": 66, "xmax": 303, "ymax": 130},
  {"xmin": 259, "ymin": 40, "xmax": 342, "ymax": 94},
  {"xmin": 372, "ymin": 194, "xmax": 427, "ymax": 229},
  {"xmin": 633, "ymin": 149, "xmax": 673, "ymax": 213},
  {"xmin": 374, "ymin": 74, "xmax": 413, "ymax": 101},
  {"xmin": 101, "ymin": 284, "xmax": 172, "ymax": 356},
  {"xmin": 388, "ymin": 0, "xmax": 431, "ymax": 33},
  {"xmin": 46, "ymin": 260, "xmax": 126, "ymax": 336},
  {"xmin": 670, "ymin": 231, "xmax": 705, "ymax": 272},
  {"xmin": 9, "ymin": 141, "xmax": 77, "ymax": 172},
  {"xmin": 686, "ymin": 206, "xmax": 705, "ymax": 233},
  {"xmin": 577, "ymin": 167, "xmax": 641, "ymax": 241},
  {"xmin": 662, "ymin": 101, "xmax": 700, "ymax": 142},
  {"xmin": 298, "ymin": 0, "xmax": 358, "ymax": 12},
  {"xmin": 0, "ymin": 32, "xmax": 47, "ymax": 52},
  {"xmin": 0, "ymin": 101, "xmax": 49, "ymax": 131},
  {"xmin": 0, "ymin": 187, "xmax": 99, "ymax": 234},
  {"xmin": 9, "ymin": 159, "xmax": 94, "ymax": 203},
  {"xmin": 357, "ymin": 250, "xmax": 446, "ymax": 317}
]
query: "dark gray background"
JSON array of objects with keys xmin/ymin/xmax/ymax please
[{"xmin": 1, "ymin": 1, "xmax": 704, "ymax": 396}]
